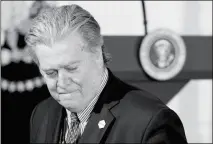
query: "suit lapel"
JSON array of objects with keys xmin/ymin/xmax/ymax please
[
  {"xmin": 78, "ymin": 104, "xmax": 116, "ymax": 143},
  {"xmin": 45, "ymin": 99, "xmax": 65, "ymax": 143},
  {"xmin": 79, "ymin": 69, "xmax": 121, "ymax": 143}
]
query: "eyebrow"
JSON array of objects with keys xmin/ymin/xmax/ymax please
[
  {"xmin": 64, "ymin": 61, "xmax": 81, "ymax": 67},
  {"xmin": 41, "ymin": 61, "xmax": 81, "ymax": 71},
  {"xmin": 41, "ymin": 68, "xmax": 56, "ymax": 72}
]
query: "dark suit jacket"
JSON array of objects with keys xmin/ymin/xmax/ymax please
[{"xmin": 30, "ymin": 70, "xmax": 187, "ymax": 143}]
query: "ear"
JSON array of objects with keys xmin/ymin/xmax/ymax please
[{"xmin": 93, "ymin": 47, "xmax": 104, "ymax": 63}]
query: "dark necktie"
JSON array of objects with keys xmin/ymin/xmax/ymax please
[{"xmin": 65, "ymin": 112, "xmax": 81, "ymax": 144}]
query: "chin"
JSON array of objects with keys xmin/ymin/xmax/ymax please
[
  {"xmin": 66, "ymin": 107, "xmax": 82, "ymax": 113},
  {"xmin": 60, "ymin": 100, "xmax": 83, "ymax": 112}
]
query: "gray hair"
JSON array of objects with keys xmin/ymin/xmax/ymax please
[{"xmin": 25, "ymin": 4, "xmax": 111, "ymax": 65}]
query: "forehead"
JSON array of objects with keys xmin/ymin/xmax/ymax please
[{"xmin": 35, "ymin": 35, "xmax": 87, "ymax": 70}]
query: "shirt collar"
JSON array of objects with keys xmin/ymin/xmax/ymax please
[{"xmin": 66, "ymin": 68, "xmax": 109, "ymax": 123}]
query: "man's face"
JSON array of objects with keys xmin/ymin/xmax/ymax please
[{"xmin": 35, "ymin": 35, "xmax": 103, "ymax": 112}]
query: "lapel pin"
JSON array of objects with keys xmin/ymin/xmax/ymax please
[{"xmin": 98, "ymin": 120, "xmax": 106, "ymax": 129}]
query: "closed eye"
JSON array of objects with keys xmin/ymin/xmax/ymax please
[
  {"xmin": 45, "ymin": 70, "xmax": 57, "ymax": 77},
  {"xmin": 65, "ymin": 66, "xmax": 78, "ymax": 72}
]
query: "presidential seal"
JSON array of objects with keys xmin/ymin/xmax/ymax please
[{"xmin": 139, "ymin": 28, "xmax": 187, "ymax": 81}]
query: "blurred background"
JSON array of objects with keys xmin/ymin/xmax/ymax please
[{"xmin": 1, "ymin": 1, "xmax": 212, "ymax": 143}]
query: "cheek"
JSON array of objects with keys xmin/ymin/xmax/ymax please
[
  {"xmin": 44, "ymin": 77, "xmax": 57, "ymax": 92},
  {"xmin": 70, "ymin": 75, "xmax": 85, "ymax": 94},
  {"xmin": 80, "ymin": 67, "xmax": 99, "ymax": 92},
  {"xmin": 42, "ymin": 77, "xmax": 59, "ymax": 100},
  {"xmin": 71, "ymin": 70, "xmax": 89, "ymax": 94}
]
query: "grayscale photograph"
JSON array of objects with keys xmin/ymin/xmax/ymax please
[{"xmin": 1, "ymin": 1, "xmax": 212, "ymax": 143}]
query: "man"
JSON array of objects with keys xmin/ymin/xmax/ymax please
[{"xmin": 25, "ymin": 4, "xmax": 188, "ymax": 143}]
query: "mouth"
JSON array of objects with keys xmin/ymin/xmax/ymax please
[
  {"xmin": 57, "ymin": 90, "xmax": 80, "ymax": 100},
  {"xmin": 58, "ymin": 89, "xmax": 78, "ymax": 94},
  {"xmin": 58, "ymin": 92, "xmax": 68, "ymax": 95}
]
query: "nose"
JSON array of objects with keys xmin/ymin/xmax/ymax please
[{"xmin": 57, "ymin": 70, "xmax": 70, "ymax": 89}]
